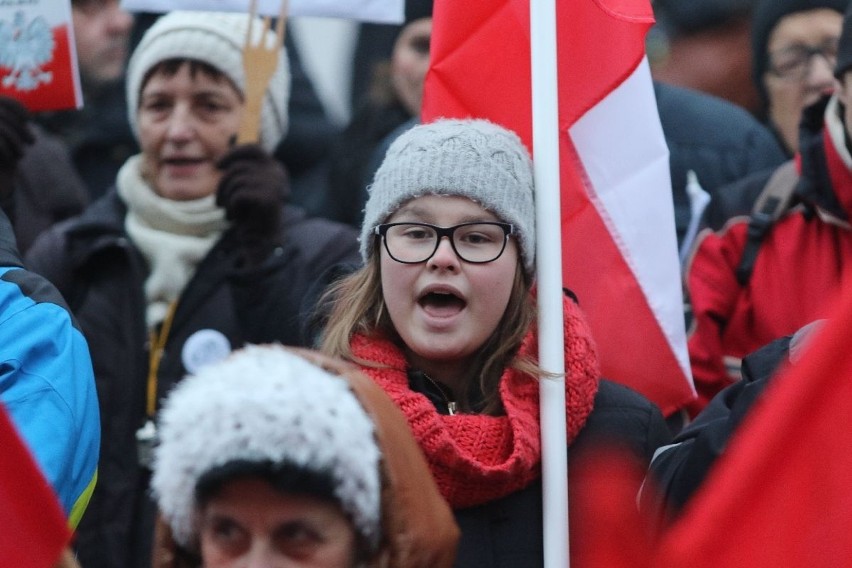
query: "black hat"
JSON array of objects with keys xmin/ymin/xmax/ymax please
[
  {"xmin": 751, "ymin": 0, "xmax": 849, "ymax": 107},
  {"xmin": 404, "ymin": 0, "xmax": 433, "ymax": 26},
  {"xmin": 653, "ymin": 0, "xmax": 754, "ymax": 36},
  {"xmin": 835, "ymin": 3, "xmax": 852, "ymax": 77}
]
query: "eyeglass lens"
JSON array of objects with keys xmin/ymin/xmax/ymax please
[
  {"xmin": 769, "ymin": 37, "xmax": 839, "ymax": 80},
  {"xmin": 383, "ymin": 223, "xmax": 509, "ymax": 263}
]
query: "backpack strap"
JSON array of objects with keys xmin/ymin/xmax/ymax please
[{"xmin": 735, "ymin": 161, "xmax": 799, "ymax": 285}]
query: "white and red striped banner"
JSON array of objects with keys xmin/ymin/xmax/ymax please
[{"xmin": 423, "ymin": 0, "xmax": 694, "ymax": 416}]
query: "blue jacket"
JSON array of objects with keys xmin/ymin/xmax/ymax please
[{"xmin": 0, "ymin": 208, "xmax": 99, "ymax": 528}]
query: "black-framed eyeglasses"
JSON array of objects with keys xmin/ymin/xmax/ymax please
[
  {"xmin": 374, "ymin": 222, "xmax": 515, "ymax": 264},
  {"xmin": 767, "ymin": 37, "xmax": 839, "ymax": 82}
]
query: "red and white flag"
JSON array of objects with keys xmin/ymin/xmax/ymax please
[
  {"xmin": 423, "ymin": 0, "xmax": 694, "ymax": 415},
  {"xmin": 0, "ymin": 403, "xmax": 71, "ymax": 568},
  {"xmin": 572, "ymin": 287, "xmax": 852, "ymax": 567},
  {"xmin": 0, "ymin": 0, "xmax": 83, "ymax": 112}
]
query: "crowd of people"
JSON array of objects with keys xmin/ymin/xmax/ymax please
[{"xmin": 1, "ymin": 0, "xmax": 851, "ymax": 566}]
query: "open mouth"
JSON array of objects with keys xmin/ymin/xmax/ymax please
[{"xmin": 418, "ymin": 291, "xmax": 467, "ymax": 317}]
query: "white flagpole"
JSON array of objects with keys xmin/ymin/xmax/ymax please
[{"xmin": 531, "ymin": 0, "xmax": 569, "ymax": 566}]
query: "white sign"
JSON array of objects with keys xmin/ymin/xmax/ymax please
[{"xmin": 120, "ymin": 0, "xmax": 404, "ymax": 24}]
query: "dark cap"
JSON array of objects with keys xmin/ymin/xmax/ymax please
[
  {"xmin": 653, "ymin": 0, "xmax": 755, "ymax": 36},
  {"xmin": 752, "ymin": 0, "xmax": 849, "ymax": 107},
  {"xmin": 404, "ymin": 0, "xmax": 433, "ymax": 26},
  {"xmin": 835, "ymin": 3, "xmax": 852, "ymax": 77}
]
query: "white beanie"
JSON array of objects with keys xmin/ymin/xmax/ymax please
[
  {"xmin": 126, "ymin": 11, "xmax": 290, "ymax": 153},
  {"xmin": 151, "ymin": 344, "xmax": 382, "ymax": 551},
  {"xmin": 361, "ymin": 118, "xmax": 536, "ymax": 275}
]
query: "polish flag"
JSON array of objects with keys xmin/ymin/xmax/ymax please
[
  {"xmin": 0, "ymin": 403, "xmax": 71, "ymax": 568},
  {"xmin": 423, "ymin": 0, "xmax": 694, "ymax": 415},
  {"xmin": 572, "ymin": 287, "xmax": 852, "ymax": 567}
]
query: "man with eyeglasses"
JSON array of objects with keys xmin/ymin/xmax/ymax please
[
  {"xmin": 754, "ymin": 0, "xmax": 848, "ymax": 155},
  {"xmin": 701, "ymin": 0, "xmax": 848, "ymax": 230},
  {"xmin": 684, "ymin": 2, "xmax": 852, "ymax": 415}
]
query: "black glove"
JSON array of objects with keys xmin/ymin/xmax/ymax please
[
  {"xmin": 216, "ymin": 144, "xmax": 289, "ymax": 267},
  {"xmin": 0, "ymin": 97, "xmax": 35, "ymax": 206}
]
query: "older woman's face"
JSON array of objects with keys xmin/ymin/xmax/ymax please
[
  {"xmin": 199, "ymin": 477, "xmax": 358, "ymax": 568},
  {"xmin": 137, "ymin": 63, "xmax": 243, "ymax": 201}
]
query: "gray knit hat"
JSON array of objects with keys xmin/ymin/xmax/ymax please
[
  {"xmin": 151, "ymin": 344, "xmax": 381, "ymax": 551},
  {"xmin": 126, "ymin": 11, "xmax": 290, "ymax": 153},
  {"xmin": 361, "ymin": 118, "xmax": 535, "ymax": 275}
]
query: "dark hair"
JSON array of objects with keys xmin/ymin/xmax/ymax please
[
  {"xmin": 195, "ymin": 460, "xmax": 372, "ymax": 561},
  {"xmin": 138, "ymin": 58, "xmax": 243, "ymax": 103}
]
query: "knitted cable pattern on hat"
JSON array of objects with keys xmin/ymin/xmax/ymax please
[
  {"xmin": 151, "ymin": 345, "xmax": 382, "ymax": 550},
  {"xmin": 351, "ymin": 294, "xmax": 599, "ymax": 508},
  {"xmin": 126, "ymin": 11, "xmax": 290, "ymax": 153},
  {"xmin": 360, "ymin": 118, "xmax": 535, "ymax": 275}
]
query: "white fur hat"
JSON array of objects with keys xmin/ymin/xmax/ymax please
[
  {"xmin": 126, "ymin": 11, "xmax": 290, "ymax": 152},
  {"xmin": 151, "ymin": 344, "xmax": 381, "ymax": 550}
]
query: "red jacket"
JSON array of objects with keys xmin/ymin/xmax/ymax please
[{"xmin": 686, "ymin": 95, "xmax": 852, "ymax": 413}]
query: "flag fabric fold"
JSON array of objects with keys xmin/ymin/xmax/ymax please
[
  {"xmin": 0, "ymin": 403, "xmax": 71, "ymax": 568},
  {"xmin": 423, "ymin": 0, "xmax": 694, "ymax": 415},
  {"xmin": 573, "ymin": 287, "xmax": 852, "ymax": 566}
]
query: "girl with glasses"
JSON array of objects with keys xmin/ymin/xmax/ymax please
[{"xmin": 319, "ymin": 118, "xmax": 671, "ymax": 566}]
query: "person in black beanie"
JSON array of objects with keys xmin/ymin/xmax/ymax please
[
  {"xmin": 24, "ymin": 11, "xmax": 360, "ymax": 568},
  {"xmin": 750, "ymin": 0, "xmax": 848, "ymax": 154},
  {"xmin": 683, "ymin": 0, "xmax": 852, "ymax": 425},
  {"xmin": 320, "ymin": 0, "xmax": 433, "ymax": 228}
]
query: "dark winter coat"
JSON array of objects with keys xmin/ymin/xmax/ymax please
[
  {"xmin": 25, "ymin": 190, "xmax": 361, "ymax": 568},
  {"xmin": 654, "ymin": 81, "xmax": 787, "ymax": 248},
  {"xmin": 641, "ymin": 332, "xmax": 794, "ymax": 527},
  {"xmin": 423, "ymin": 379, "xmax": 671, "ymax": 568}
]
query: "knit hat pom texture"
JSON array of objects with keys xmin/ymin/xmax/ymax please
[{"xmin": 151, "ymin": 345, "xmax": 382, "ymax": 551}]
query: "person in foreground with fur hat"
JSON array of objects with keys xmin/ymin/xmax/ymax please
[
  {"xmin": 319, "ymin": 118, "xmax": 672, "ymax": 566},
  {"xmin": 23, "ymin": 10, "xmax": 360, "ymax": 568},
  {"xmin": 150, "ymin": 345, "xmax": 458, "ymax": 568}
]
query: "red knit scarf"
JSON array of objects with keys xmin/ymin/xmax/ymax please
[{"xmin": 350, "ymin": 295, "xmax": 600, "ymax": 508}]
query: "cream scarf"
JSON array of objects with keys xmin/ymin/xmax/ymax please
[{"xmin": 117, "ymin": 155, "xmax": 229, "ymax": 329}]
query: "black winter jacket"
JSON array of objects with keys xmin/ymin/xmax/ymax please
[
  {"xmin": 435, "ymin": 380, "xmax": 671, "ymax": 568},
  {"xmin": 654, "ymin": 82, "xmax": 786, "ymax": 247},
  {"xmin": 25, "ymin": 191, "xmax": 361, "ymax": 568}
]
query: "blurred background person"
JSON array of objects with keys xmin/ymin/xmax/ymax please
[
  {"xmin": 751, "ymin": 0, "xmax": 847, "ymax": 155},
  {"xmin": 318, "ymin": 0, "xmax": 432, "ymax": 228},
  {"xmin": 650, "ymin": 0, "xmax": 762, "ymax": 114},
  {"xmin": 0, "ymin": 96, "xmax": 89, "ymax": 253},
  {"xmin": 684, "ymin": 1, "xmax": 852, "ymax": 415},
  {"xmin": 37, "ymin": 0, "xmax": 138, "ymax": 199}
]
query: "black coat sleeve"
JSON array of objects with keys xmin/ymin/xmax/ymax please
[{"xmin": 641, "ymin": 334, "xmax": 793, "ymax": 525}]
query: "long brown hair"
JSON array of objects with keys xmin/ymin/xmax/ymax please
[{"xmin": 319, "ymin": 240, "xmax": 541, "ymax": 415}]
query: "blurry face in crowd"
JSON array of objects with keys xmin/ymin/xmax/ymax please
[
  {"xmin": 72, "ymin": 0, "xmax": 134, "ymax": 84},
  {"xmin": 763, "ymin": 8, "xmax": 843, "ymax": 153},
  {"xmin": 391, "ymin": 17, "xmax": 432, "ymax": 116},
  {"xmin": 198, "ymin": 477, "xmax": 358, "ymax": 568},
  {"xmin": 379, "ymin": 195, "xmax": 519, "ymax": 391},
  {"xmin": 137, "ymin": 63, "xmax": 244, "ymax": 201}
]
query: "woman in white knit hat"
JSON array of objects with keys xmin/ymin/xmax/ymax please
[
  {"xmin": 150, "ymin": 345, "xmax": 458, "ymax": 568},
  {"xmin": 319, "ymin": 118, "xmax": 672, "ymax": 566},
  {"xmin": 24, "ymin": 11, "xmax": 360, "ymax": 568}
]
